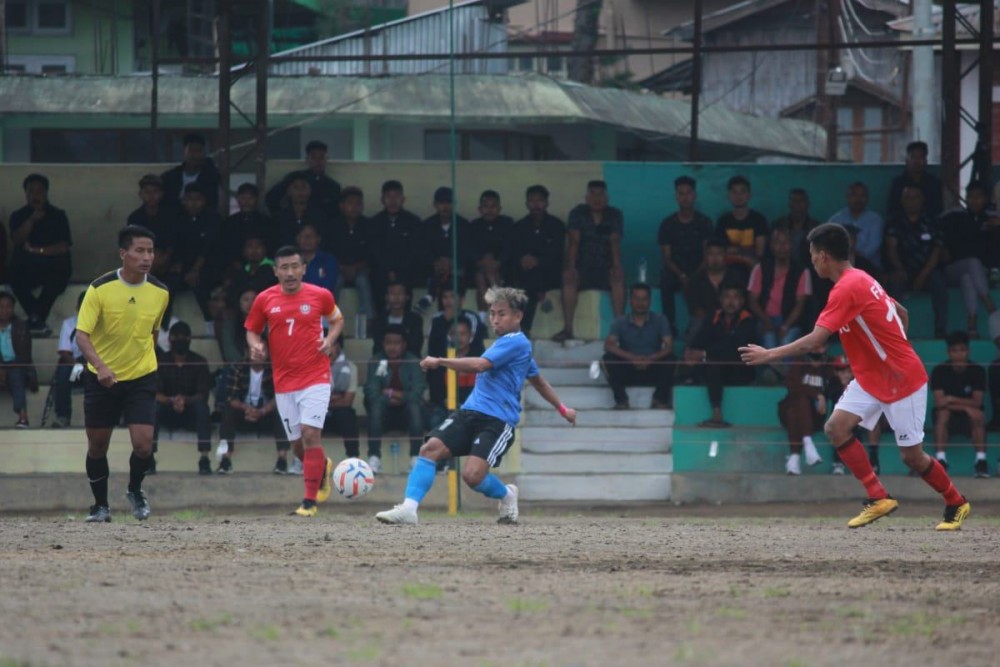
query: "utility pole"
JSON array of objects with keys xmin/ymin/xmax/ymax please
[
  {"xmin": 688, "ymin": 0, "xmax": 703, "ymax": 162},
  {"xmin": 911, "ymin": 0, "xmax": 938, "ymax": 160},
  {"xmin": 815, "ymin": 0, "xmax": 840, "ymax": 162},
  {"xmin": 0, "ymin": 0, "xmax": 7, "ymax": 75}
]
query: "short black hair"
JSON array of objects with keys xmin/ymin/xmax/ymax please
[
  {"xmin": 295, "ymin": 222, "xmax": 322, "ymax": 237},
  {"xmin": 727, "ymin": 175, "xmax": 750, "ymax": 191},
  {"xmin": 587, "ymin": 179, "xmax": 607, "ymax": 191},
  {"xmin": 906, "ymin": 141, "xmax": 928, "ymax": 156},
  {"xmin": 479, "ymin": 189, "xmax": 501, "ymax": 204},
  {"xmin": 674, "ymin": 175, "xmax": 696, "ymax": 190},
  {"xmin": 789, "ymin": 187, "xmax": 808, "ymax": 198},
  {"xmin": 169, "ymin": 320, "xmax": 192, "ymax": 337},
  {"xmin": 705, "ymin": 235, "xmax": 728, "ymax": 250},
  {"xmin": 966, "ymin": 181, "xmax": 990, "ymax": 198},
  {"xmin": 340, "ymin": 186, "xmax": 363, "ymax": 202},
  {"xmin": 184, "ymin": 183, "xmax": 208, "ymax": 197},
  {"xmin": 945, "ymin": 330, "xmax": 970, "ymax": 348},
  {"xmin": 236, "ymin": 182, "xmax": 259, "ymax": 196},
  {"xmin": 138, "ymin": 174, "xmax": 162, "ymax": 189},
  {"xmin": 305, "ymin": 140, "xmax": 328, "ymax": 153},
  {"xmin": 847, "ymin": 180, "xmax": 869, "ymax": 193},
  {"xmin": 806, "ymin": 222, "xmax": 850, "ymax": 261},
  {"xmin": 23, "ymin": 173, "xmax": 49, "ymax": 191},
  {"xmin": 629, "ymin": 282, "xmax": 652, "ymax": 298},
  {"xmin": 287, "ymin": 172, "xmax": 311, "ymax": 186},
  {"xmin": 383, "ymin": 324, "xmax": 407, "ymax": 342},
  {"xmin": 382, "ymin": 179, "xmax": 404, "ymax": 195},
  {"xmin": 274, "ymin": 245, "xmax": 302, "ymax": 261},
  {"xmin": 720, "ymin": 281, "xmax": 746, "ymax": 296},
  {"xmin": 385, "ymin": 280, "xmax": 410, "ymax": 297},
  {"xmin": 0, "ymin": 291, "xmax": 16, "ymax": 306},
  {"xmin": 119, "ymin": 225, "xmax": 156, "ymax": 250},
  {"xmin": 183, "ymin": 133, "xmax": 206, "ymax": 147},
  {"xmin": 525, "ymin": 184, "xmax": 549, "ymax": 199}
]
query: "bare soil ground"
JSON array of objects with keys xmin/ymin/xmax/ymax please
[{"xmin": 1, "ymin": 502, "xmax": 999, "ymax": 667}]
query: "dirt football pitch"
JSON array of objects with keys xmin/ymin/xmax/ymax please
[{"xmin": 1, "ymin": 501, "xmax": 998, "ymax": 667}]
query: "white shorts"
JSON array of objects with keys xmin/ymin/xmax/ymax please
[
  {"xmin": 275, "ymin": 384, "xmax": 331, "ymax": 441},
  {"xmin": 834, "ymin": 379, "xmax": 927, "ymax": 447}
]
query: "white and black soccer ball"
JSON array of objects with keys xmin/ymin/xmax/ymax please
[{"xmin": 333, "ymin": 458, "xmax": 375, "ymax": 499}]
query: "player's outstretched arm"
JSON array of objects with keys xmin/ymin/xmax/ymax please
[
  {"xmin": 739, "ymin": 326, "xmax": 833, "ymax": 366},
  {"xmin": 527, "ymin": 375, "xmax": 576, "ymax": 425},
  {"xmin": 419, "ymin": 356, "xmax": 493, "ymax": 373}
]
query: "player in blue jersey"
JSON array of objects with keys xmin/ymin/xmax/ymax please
[{"xmin": 376, "ymin": 286, "xmax": 577, "ymax": 525}]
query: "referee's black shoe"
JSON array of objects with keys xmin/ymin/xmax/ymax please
[
  {"xmin": 198, "ymin": 457, "xmax": 212, "ymax": 475},
  {"xmin": 85, "ymin": 505, "xmax": 111, "ymax": 523},
  {"xmin": 126, "ymin": 490, "xmax": 151, "ymax": 521}
]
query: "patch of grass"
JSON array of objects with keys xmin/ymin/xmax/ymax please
[
  {"xmin": 189, "ymin": 612, "xmax": 233, "ymax": 632},
  {"xmin": 762, "ymin": 587, "xmax": 792, "ymax": 598},
  {"xmin": 506, "ymin": 598, "xmax": 549, "ymax": 613},
  {"xmin": 685, "ymin": 618, "xmax": 702, "ymax": 634},
  {"xmin": 785, "ymin": 660, "xmax": 810, "ymax": 667},
  {"xmin": 630, "ymin": 585, "xmax": 654, "ymax": 598},
  {"xmin": 620, "ymin": 607, "xmax": 653, "ymax": 619},
  {"xmin": 402, "ymin": 583, "xmax": 443, "ymax": 600},
  {"xmin": 171, "ymin": 509, "xmax": 208, "ymax": 521},
  {"xmin": 888, "ymin": 612, "xmax": 965, "ymax": 637},
  {"xmin": 248, "ymin": 625, "xmax": 280, "ymax": 641},
  {"xmin": 317, "ymin": 626, "xmax": 339, "ymax": 639},
  {"xmin": 346, "ymin": 646, "xmax": 380, "ymax": 661},
  {"xmin": 727, "ymin": 585, "xmax": 746, "ymax": 598},
  {"xmin": 834, "ymin": 606, "xmax": 866, "ymax": 619},
  {"xmin": 715, "ymin": 606, "xmax": 746, "ymax": 620}
]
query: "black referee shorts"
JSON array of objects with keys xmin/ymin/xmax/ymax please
[
  {"xmin": 83, "ymin": 370, "xmax": 158, "ymax": 428},
  {"xmin": 428, "ymin": 409, "xmax": 516, "ymax": 468}
]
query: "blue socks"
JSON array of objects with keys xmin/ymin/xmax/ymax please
[
  {"xmin": 473, "ymin": 473, "xmax": 508, "ymax": 500},
  {"xmin": 404, "ymin": 456, "xmax": 437, "ymax": 503}
]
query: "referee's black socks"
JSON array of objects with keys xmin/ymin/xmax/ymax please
[
  {"xmin": 86, "ymin": 456, "xmax": 110, "ymax": 507},
  {"xmin": 128, "ymin": 452, "xmax": 153, "ymax": 493}
]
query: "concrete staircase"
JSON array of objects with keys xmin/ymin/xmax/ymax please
[{"xmin": 516, "ymin": 341, "xmax": 674, "ymax": 502}]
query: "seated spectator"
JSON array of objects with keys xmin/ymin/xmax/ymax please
[
  {"xmin": 657, "ymin": 176, "xmax": 714, "ymax": 334},
  {"xmin": 160, "ymin": 133, "xmax": 220, "ymax": 213},
  {"xmin": 369, "ymin": 180, "xmax": 425, "ymax": 312},
  {"xmin": 216, "ymin": 287, "xmax": 256, "ymax": 365},
  {"xmin": 825, "ymin": 358, "xmax": 883, "ymax": 475},
  {"xmin": 370, "ymin": 281, "xmax": 424, "ymax": 357},
  {"xmin": 884, "ymin": 186, "xmax": 948, "ymax": 338},
  {"xmin": 771, "ymin": 187, "xmax": 818, "ymax": 265},
  {"xmin": 265, "ymin": 140, "xmax": 341, "ymax": 219},
  {"xmin": 363, "ymin": 325, "xmax": 426, "ymax": 474},
  {"xmin": 777, "ymin": 344, "xmax": 832, "ymax": 475},
  {"xmin": 427, "ymin": 286, "xmax": 485, "ymax": 417},
  {"xmin": 297, "ymin": 223, "xmax": 338, "ymax": 295},
  {"xmin": 329, "ymin": 186, "xmax": 374, "ymax": 330},
  {"xmin": 417, "ymin": 186, "xmax": 472, "ymax": 312},
  {"xmin": 602, "ymin": 282, "xmax": 675, "ymax": 410},
  {"xmin": 0, "ymin": 292, "xmax": 38, "ymax": 427},
  {"xmin": 683, "ymin": 237, "xmax": 737, "ymax": 342},
  {"xmin": 684, "ymin": 284, "xmax": 757, "ymax": 428},
  {"xmin": 50, "ymin": 291, "xmax": 86, "ymax": 428},
  {"xmin": 428, "ymin": 318, "xmax": 480, "ymax": 426},
  {"xmin": 226, "ymin": 233, "xmax": 278, "ymax": 301},
  {"xmin": 325, "ymin": 336, "xmax": 361, "ymax": 460},
  {"xmin": 983, "ymin": 195, "xmax": 1000, "ymax": 286},
  {"xmin": 218, "ymin": 347, "xmax": 288, "ymax": 475},
  {"xmin": 716, "ymin": 175, "xmax": 768, "ymax": 280},
  {"xmin": 176, "ymin": 183, "xmax": 225, "ymax": 336},
  {"xmin": 9, "ymin": 173, "xmax": 72, "ymax": 336},
  {"xmin": 809, "ymin": 224, "xmax": 882, "ymax": 325},
  {"xmin": 828, "ymin": 181, "xmax": 884, "ymax": 269},
  {"xmin": 153, "ymin": 321, "xmax": 213, "ymax": 475},
  {"xmin": 553, "ymin": 180, "xmax": 625, "ymax": 342},
  {"xmin": 470, "ymin": 190, "xmax": 514, "ymax": 317},
  {"xmin": 505, "ymin": 185, "xmax": 565, "ymax": 336},
  {"xmin": 989, "ymin": 322, "xmax": 1000, "ymax": 432},
  {"xmin": 127, "ymin": 174, "xmax": 181, "ymax": 292},
  {"xmin": 937, "ymin": 182, "xmax": 996, "ymax": 337},
  {"xmin": 746, "ymin": 228, "xmax": 812, "ymax": 350},
  {"xmin": 275, "ymin": 173, "xmax": 331, "ymax": 247},
  {"xmin": 222, "ymin": 183, "xmax": 279, "ymax": 259},
  {"xmin": 887, "ymin": 140, "xmax": 943, "ymax": 221},
  {"xmin": 931, "ymin": 331, "xmax": 988, "ymax": 477}
]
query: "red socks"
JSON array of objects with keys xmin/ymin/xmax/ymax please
[
  {"xmin": 920, "ymin": 459, "xmax": 964, "ymax": 506},
  {"xmin": 836, "ymin": 437, "xmax": 888, "ymax": 500},
  {"xmin": 303, "ymin": 447, "xmax": 326, "ymax": 502}
]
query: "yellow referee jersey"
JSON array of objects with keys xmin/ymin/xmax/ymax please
[{"xmin": 76, "ymin": 270, "xmax": 169, "ymax": 381}]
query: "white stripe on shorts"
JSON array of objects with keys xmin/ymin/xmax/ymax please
[{"xmin": 487, "ymin": 424, "xmax": 514, "ymax": 466}]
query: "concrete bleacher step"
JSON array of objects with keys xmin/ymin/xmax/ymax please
[
  {"xmin": 530, "ymin": 340, "xmax": 605, "ymax": 363},
  {"xmin": 520, "ymin": 426, "xmax": 670, "ymax": 453},
  {"xmin": 522, "ymin": 408, "xmax": 673, "ymax": 428},
  {"xmin": 515, "ymin": 473, "xmax": 672, "ymax": 501},
  {"xmin": 533, "ymin": 366, "xmax": 605, "ymax": 385},
  {"xmin": 525, "ymin": 385, "xmax": 655, "ymax": 410},
  {"xmin": 672, "ymin": 385, "xmax": 786, "ymax": 427},
  {"xmin": 520, "ymin": 452, "xmax": 673, "ymax": 474}
]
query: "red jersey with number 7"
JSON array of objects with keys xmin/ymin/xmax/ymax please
[
  {"xmin": 815, "ymin": 267, "xmax": 927, "ymax": 402},
  {"xmin": 245, "ymin": 283, "xmax": 337, "ymax": 393}
]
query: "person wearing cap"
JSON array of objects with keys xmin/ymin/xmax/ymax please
[
  {"xmin": 265, "ymin": 139, "xmax": 341, "ymax": 218},
  {"xmin": 154, "ymin": 320, "xmax": 214, "ymax": 475},
  {"xmin": 160, "ymin": 133, "xmax": 221, "ymax": 213},
  {"xmin": 417, "ymin": 186, "xmax": 472, "ymax": 312}
]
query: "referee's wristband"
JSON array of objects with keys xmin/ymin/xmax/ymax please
[{"xmin": 557, "ymin": 403, "xmax": 569, "ymax": 417}]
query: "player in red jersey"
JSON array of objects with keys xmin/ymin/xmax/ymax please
[
  {"xmin": 245, "ymin": 246, "xmax": 344, "ymax": 517},
  {"xmin": 741, "ymin": 223, "xmax": 970, "ymax": 530}
]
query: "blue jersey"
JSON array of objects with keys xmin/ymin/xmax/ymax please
[{"xmin": 462, "ymin": 332, "xmax": 538, "ymax": 425}]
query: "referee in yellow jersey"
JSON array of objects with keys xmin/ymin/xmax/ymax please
[{"xmin": 77, "ymin": 226, "xmax": 169, "ymax": 522}]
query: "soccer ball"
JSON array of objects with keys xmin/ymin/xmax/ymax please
[{"xmin": 333, "ymin": 458, "xmax": 375, "ymax": 499}]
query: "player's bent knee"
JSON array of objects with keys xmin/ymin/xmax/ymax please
[{"xmin": 419, "ymin": 438, "xmax": 450, "ymax": 462}]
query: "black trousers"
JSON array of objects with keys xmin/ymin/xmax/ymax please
[
  {"xmin": 700, "ymin": 362, "xmax": 755, "ymax": 408},
  {"xmin": 154, "ymin": 399, "xmax": 213, "ymax": 453},
  {"xmin": 508, "ymin": 266, "xmax": 560, "ymax": 334},
  {"xmin": 659, "ymin": 271, "xmax": 682, "ymax": 337},
  {"xmin": 602, "ymin": 352, "xmax": 675, "ymax": 404},
  {"xmin": 219, "ymin": 405, "xmax": 289, "ymax": 452},
  {"xmin": 9, "ymin": 253, "xmax": 70, "ymax": 322},
  {"xmin": 323, "ymin": 406, "xmax": 361, "ymax": 458}
]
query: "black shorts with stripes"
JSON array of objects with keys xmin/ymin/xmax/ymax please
[{"xmin": 428, "ymin": 409, "xmax": 516, "ymax": 468}]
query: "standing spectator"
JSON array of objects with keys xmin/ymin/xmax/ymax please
[
  {"xmin": 324, "ymin": 336, "xmax": 361, "ymax": 460},
  {"xmin": 265, "ymin": 140, "xmax": 341, "ymax": 219},
  {"xmin": 274, "ymin": 173, "xmax": 331, "ymax": 247},
  {"xmin": 364, "ymin": 326, "xmax": 427, "ymax": 474},
  {"xmin": 884, "ymin": 186, "xmax": 948, "ymax": 338},
  {"xmin": 937, "ymin": 182, "xmax": 997, "ymax": 337},
  {"xmin": 427, "ymin": 286, "xmax": 485, "ymax": 419},
  {"xmin": 428, "ymin": 317, "xmax": 481, "ymax": 427},
  {"xmin": 160, "ymin": 133, "xmax": 221, "ymax": 213},
  {"xmin": 218, "ymin": 348, "xmax": 289, "ymax": 475},
  {"xmin": 685, "ymin": 285, "xmax": 757, "ymax": 428},
  {"xmin": 221, "ymin": 183, "xmax": 279, "ymax": 260},
  {"xmin": 8, "ymin": 173, "xmax": 72, "ymax": 336},
  {"xmin": 771, "ymin": 187, "xmax": 819, "ymax": 265},
  {"xmin": 297, "ymin": 223, "xmax": 338, "ymax": 296},
  {"xmin": 330, "ymin": 186, "xmax": 374, "ymax": 330},
  {"xmin": 127, "ymin": 174, "xmax": 181, "ymax": 290},
  {"xmin": 553, "ymin": 180, "xmax": 625, "ymax": 342},
  {"xmin": 746, "ymin": 228, "xmax": 812, "ymax": 350},
  {"xmin": 369, "ymin": 180, "xmax": 425, "ymax": 311},
  {"xmin": 371, "ymin": 281, "xmax": 424, "ymax": 357},
  {"xmin": 506, "ymin": 185, "xmax": 565, "ymax": 336},
  {"xmin": 0, "ymin": 292, "xmax": 38, "ymax": 427},
  {"xmin": 683, "ymin": 237, "xmax": 738, "ymax": 342},
  {"xmin": 176, "ymin": 183, "xmax": 225, "ymax": 336},
  {"xmin": 777, "ymin": 346, "xmax": 832, "ymax": 475},
  {"xmin": 154, "ymin": 321, "xmax": 213, "ymax": 475},
  {"xmin": 887, "ymin": 141, "xmax": 943, "ymax": 221},
  {"xmin": 470, "ymin": 190, "xmax": 514, "ymax": 318},
  {"xmin": 829, "ymin": 181, "xmax": 884, "ymax": 269},
  {"xmin": 602, "ymin": 283, "xmax": 675, "ymax": 410},
  {"xmin": 417, "ymin": 186, "xmax": 473, "ymax": 312},
  {"xmin": 50, "ymin": 291, "xmax": 87, "ymax": 428},
  {"xmin": 716, "ymin": 175, "xmax": 768, "ymax": 279},
  {"xmin": 931, "ymin": 331, "xmax": 989, "ymax": 477},
  {"xmin": 657, "ymin": 176, "xmax": 714, "ymax": 334}
]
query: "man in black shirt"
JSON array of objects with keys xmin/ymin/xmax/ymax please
[
  {"xmin": 931, "ymin": 331, "xmax": 988, "ymax": 477},
  {"xmin": 470, "ymin": 190, "xmax": 514, "ymax": 317},
  {"xmin": 369, "ymin": 180, "xmax": 425, "ymax": 312},
  {"xmin": 329, "ymin": 186, "xmax": 374, "ymax": 327},
  {"xmin": 160, "ymin": 133, "xmax": 221, "ymax": 213},
  {"xmin": 127, "ymin": 174, "xmax": 180, "ymax": 282},
  {"xmin": 887, "ymin": 141, "xmax": 943, "ymax": 221},
  {"xmin": 683, "ymin": 237, "xmax": 738, "ymax": 342},
  {"xmin": 716, "ymin": 175, "xmax": 768, "ymax": 280},
  {"xmin": 176, "ymin": 184, "xmax": 225, "ymax": 336},
  {"xmin": 505, "ymin": 185, "xmax": 566, "ymax": 336},
  {"xmin": 418, "ymin": 186, "xmax": 473, "ymax": 311},
  {"xmin": 153, "ymin": 321, "xmax": 214, "ymax": 474},
  {"xmin": 222, "ymin": 183, "xmax": 279, "ymax": 259},
  {"xmin": 771, "ymin": 187, "xmax": 819, "ymax": 266},
  {"xmin": 265, "ymin": 139, "xmax": 341, "ymax": 218},
  {"xmin": 658, "ymin": 175, "xmax": 714, "ymax": 333},
  {"xmin": 370, "ymin": 281, "xmax": 424, "ymax": 357},
  {"xmin": 8, "ymin": 173, "xmax": 72, "ymax": 336},
  {"xmin": 274, "ymin": 173, "xmax": 332, "ymax": 248}
]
